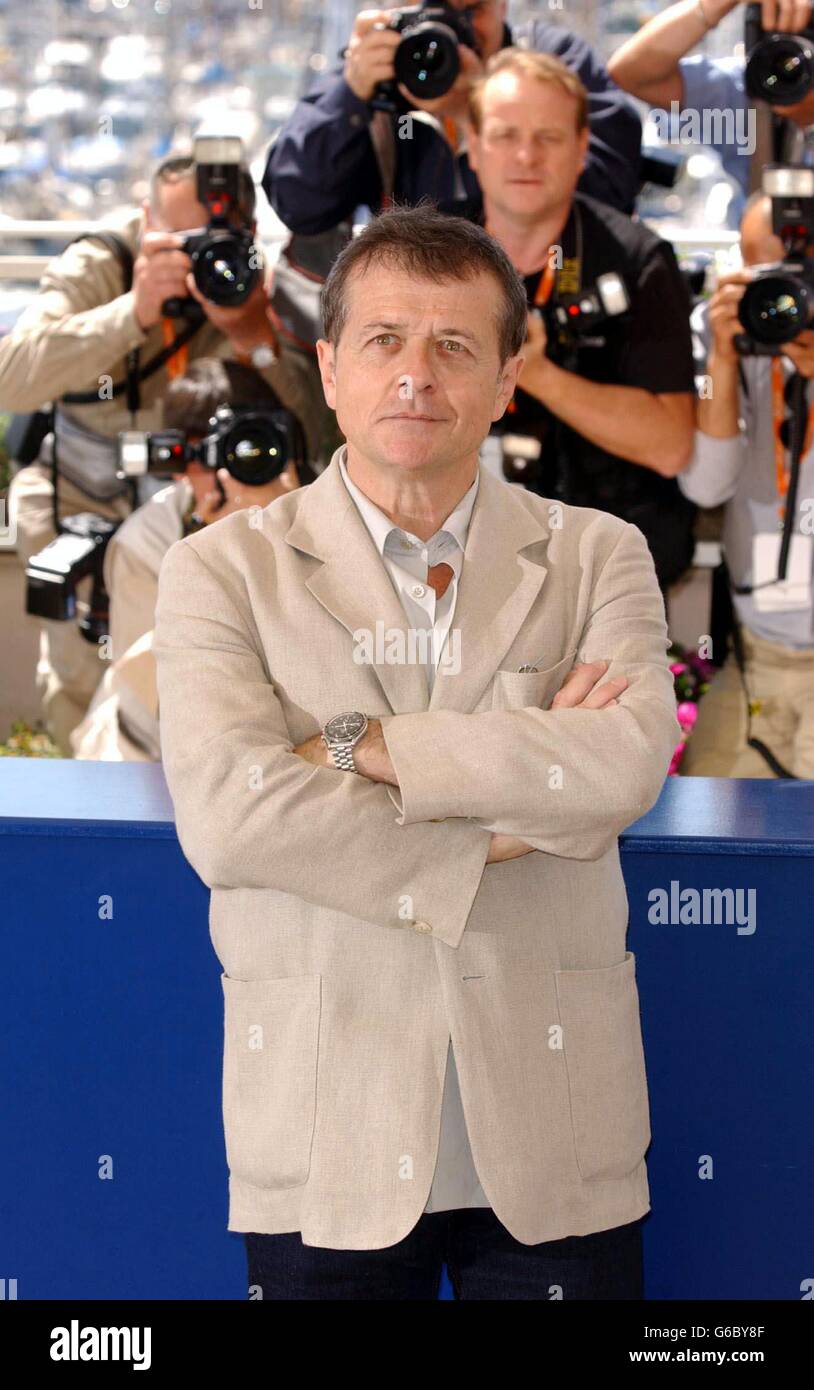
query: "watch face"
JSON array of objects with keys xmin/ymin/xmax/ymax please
[{"xmin": 325, "ymin": 710, "xmax": 366, "ymax": 742}]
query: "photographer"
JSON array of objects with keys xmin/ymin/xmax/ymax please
[
  {"xmin": 678, "ymin": 191, "xmax": 814, "ymax": 777},
  {"xmin": 70, "ymin": 357, "xmax": 311, "ymax": 762},
  {"xmin": 262, "ymin": 1, "xmax": 643, "ymax": 233},
  {"xmin": 609, "ymin": 0, "xmax": 814, "ymax": 227},
  {"xmin": 1, "ymin": 148, "xmax": 325, "ymax": 755},
  {"xmin": 468, "ymin": 49, "xmax": 696, "ymax": 595}
]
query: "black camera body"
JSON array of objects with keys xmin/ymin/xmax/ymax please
[
  {"xmin": 544, "ymin": 272, "xmax": 631, "ymax": 356},
  {"xmin": 162, "ymin": 135, "xmax": 261, "ymax": 320},
  {"xmin": 372, "ymin": 3, "xmax": 478, "ymax": 109},
  {"xmin": 736, "ymin": 165, "xmax": 814, "ymax": 355},
  {"xmin": 117, "ymin": 404, "xmax": 297, "ymax": 488},
  {"xmin": 25, "ymin": 512, "xmax": 120, "ymax": 641},
  {"xmin": 744, "ymin": 2, "xmax": 814, "ymax": 105}
]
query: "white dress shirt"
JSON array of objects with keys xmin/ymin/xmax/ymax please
[{"xmin": 338, "ymin": 448, "xmax": 491, "ymax": 1213}]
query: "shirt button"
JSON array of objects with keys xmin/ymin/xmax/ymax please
[
  {"xmin": 412, "ymin": 920, "xmax": 432, "ymax": 934},
  {"xmin": 411, "ymin": 583, "xmax": 425, "ymax": 598}
]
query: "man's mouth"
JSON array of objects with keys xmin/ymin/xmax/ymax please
[{"xmin": 383, "ymin": 413, "xmax": 445, "ymax": 422}]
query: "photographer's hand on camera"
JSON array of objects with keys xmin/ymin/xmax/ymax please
[
  {"xmin": 344, "ymin": 9, "xmax": 401, "ymax": 101},
  {"xmin": 780, "ymin": 327, "xmax": 814, "ymax": 374},
  {"xmin": 398, "ymin": 41, "xmax": 485, "ymax": 122},
  {"xmin": 193, "ymin": 465, "xmax": 294, "ymax": 526},
  {"xmin": 699, "ymin": 271, "xmax": 751, "ymax": 439},
  {"xmin": 184, "ymin": 269, "xmax": 279, "ymax": 358},
  {"xmin": 133, "ymin": 231, "xmax": 195, "ymax": 332}
]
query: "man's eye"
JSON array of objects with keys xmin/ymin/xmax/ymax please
[
  {"xmin": 371, "ymin": 334, "xmax": 396, "ymax": 345},
  {"xmin": 440, "ymin": 339, "xmax": 467, "ymax": 354}
]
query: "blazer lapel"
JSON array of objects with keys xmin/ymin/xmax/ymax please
[
  {"xmin": 284, "ymin": 451, "xmax": 430, "ymax": 713},
  {"xmin": 282, "ymin": 449, "xmax": 552, "ymax": 717},
  {"xmin": 428, "ymin": 467, "xmax": 552, "ymax": 714}
]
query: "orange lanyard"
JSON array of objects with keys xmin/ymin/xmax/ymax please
[
  {"xmin": 162, "ymin": 317, "xmax": 189, "ymax": 380},
  {"xmin": 771, "ymin": 358, "xmax": 814, "ymax": 521},
  {"xmin": 506, "ymin": 259, "xmax": 557, "ymax": 415}
]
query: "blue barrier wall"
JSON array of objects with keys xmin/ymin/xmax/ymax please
[{"xmin": 1, "ymin": 762, "xmax": 811, "ymax": 1300}]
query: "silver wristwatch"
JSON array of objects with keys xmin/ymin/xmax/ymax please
[{"xmin": 322, "ymin": 710, "xmax": 368, "ymax": 771}]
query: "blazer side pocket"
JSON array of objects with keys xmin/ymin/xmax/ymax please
[
  {"xmin": 492, "ymin": 649, "xmax": 578, "ymax": 711},
  {"xmin": 555, "ymin": 951, "xmax": 651, "ymax": 1181},
  {"xmin": 221, "ymin": 973, "xmax": 321, "ymax": 1190}
]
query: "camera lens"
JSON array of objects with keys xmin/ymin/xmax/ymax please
[
  {"xmin": 394, "ymin": 21, "xmax": 461, "ymax": 99},
  {"xmin": 220, "ymin": 413, "xmax": 288, "ymax": 486},
  {"xmin": 745, "ymin": 35, "xmax": 814, "ymax": 105},
  {"xmin": 738, "ymin": 273, "xmax": 812, "ymax": 344},
  {"xmin": 193, "ymin": 231, "xmax": 256, "ymax": 307}
]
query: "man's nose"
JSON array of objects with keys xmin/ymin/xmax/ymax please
[
  {"xmin": 515, "ymin": 141, "xmax": 537, "ymax": 166},
  {"xmin": 397, "ymin": 338, "xmax": 438, "ymax": 392}
]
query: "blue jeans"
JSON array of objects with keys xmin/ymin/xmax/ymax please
[{"xmin": 244, "ymin": 1209, "xmax": 643, "ymax": 1300}]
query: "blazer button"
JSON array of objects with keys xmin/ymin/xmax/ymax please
[{"xmin": 412, "ymin": 920, "xmax": 432, "ymax": 933}]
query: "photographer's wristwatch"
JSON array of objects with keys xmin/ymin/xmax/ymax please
[
  {"xmin": 322, "ymin": 710, "xmax": 368, "ymax": 771},
  {"xmin": 248, "ymin": 341, "xmax": 276, "ymax": 369}
]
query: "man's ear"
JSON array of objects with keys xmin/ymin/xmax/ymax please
[
  {"xmin": 493, "ymin": 351, "xmax": 523, "ymax": 420},
  {"xmin": 316, "ymin": 338, "xmax": 337, "ymax": 409}
]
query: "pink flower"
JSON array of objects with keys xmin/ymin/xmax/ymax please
[
  {"xmin": 676, "ymin": 701, "xmax": 698, "ymax": 731},
  {"xmin": 669, "ymin": 661, "xmax": 688, "ymax": 676}
]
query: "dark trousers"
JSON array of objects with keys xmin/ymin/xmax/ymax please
[{"xmin": 244, "ymin": 1208, "xmax": 644, "ymax": 1300}]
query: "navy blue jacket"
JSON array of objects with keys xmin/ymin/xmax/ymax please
[{"xmin": 262, "ymin": 19, "xmax": 643, "ymax": 232}]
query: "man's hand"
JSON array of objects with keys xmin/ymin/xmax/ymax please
[
  {"xmin": 398, "ymin": 42, "xmax": 485, "ymax": 123},
  {"xmin": 185, "ymin": 268, "xmax": 280, "ymax": 357},
  {"xmin": 344, "ymin": 9, "xmax": 400, "ymax": 101},
  {"xmin": 707, "ymin": 271, "xmax": 751, "ymax": 365},
  {"xmin": 292, "ymin": 659, "xmax": 627, "ymax": 868},
  {"xmin": 706, "ymin": 1, "xmax": 811, "ymax": 28},
  {"xmin": 194, "ymin": 467, "xmax": 292, "ymax": 526},
  {"xmin": 485, "ymin": 659, "xmax": 628, "ymax": 862},
  {"xmin": 782, "ymin": 327, "xmax": 814, "ymax": 377},
  {"xmin": 517, "ymin": 308, "xmax": 554, "ymax": 402},
  {"xmin": 133, "ymin": 230, "xmax": 195, "ymax": 331},
  {"xmin": 291, "ymin": 717, "xmax": 396, "ymax": 781},
  {"xmin": 749, "ymin": 0, "xmax": 813, "ymax": 33}
]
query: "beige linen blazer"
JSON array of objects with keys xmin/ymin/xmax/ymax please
[{"xmin": 152, "ymin": 445, "xmax": 680, "ymax": 1250}]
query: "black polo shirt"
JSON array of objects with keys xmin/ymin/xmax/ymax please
[{"xmin": 490, "ymin": 194, "xmax": 697, "ymax": 589}]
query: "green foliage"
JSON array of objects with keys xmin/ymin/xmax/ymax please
[{"xmin": 0, "ymin": 719, "xmax": 64, "ymax": 757}]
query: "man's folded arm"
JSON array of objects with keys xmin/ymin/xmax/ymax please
[
  {"xmin": 152, "ymin": 537, "xmax": 492, "ymax": 949},
  {"xmin": 379, "ymin": 521, "xmax": 680, "ymax": 859}
]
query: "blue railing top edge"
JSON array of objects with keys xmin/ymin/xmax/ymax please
[{"xmin": 1, "ymin": 761, "xmax": 814, "ymax": 853}]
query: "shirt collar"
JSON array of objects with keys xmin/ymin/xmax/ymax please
[{"xmin": 338, "ymin": 446, "xmax": 479, "ymax": 559}]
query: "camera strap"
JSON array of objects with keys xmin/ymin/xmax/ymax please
[
  {"xmin": 499, "ymin": 201, "xmax": 583, "ymax": 428},
  {"xmin": 770, "ymin": 358, "xmax": 813, "ymax": 522},
  {"xmin": 731, "ymin": 365, "xmax": 809, "ymax": 594},
  {"xmin": 728, "ymin": 608, "xmax": 798, "ymax": 778}
]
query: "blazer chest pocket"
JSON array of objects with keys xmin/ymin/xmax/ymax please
[
  {"xmin": 221, "ymin": 973, "xmax": 321, "ymax": 1190},
  {"xmin": 492, "ymin": 649, "xmax": 578, "ymax": 711},
  {"xmin": 554, "ymin": 951, "xmax": 651, "ymax": 1182}
]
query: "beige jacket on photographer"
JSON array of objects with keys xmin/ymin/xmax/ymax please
[
  {"xmin": 153, "ymin": 445, "xmax": 680, "ymax": 1250},
  {"xmin": 1, "ymin": 207, "xmax": 326, "ymax": 754}
]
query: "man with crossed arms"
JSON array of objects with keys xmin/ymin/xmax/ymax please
[{"xmin": 153, "ymin": 205, "xmax": 679, "ymax": 1300}]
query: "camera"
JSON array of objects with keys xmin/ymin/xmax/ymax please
[
  {"xmin": 162, "ymin": 136, "xmax": 261, "ymax": 319},
  {"xmin": 116, "ymin": 404, "xmax": 299, "ymax": 488},
  {"xmin": 736, "ymin": 165, "xmax": 814, "ymax": 354},
  {"xmin": 544, "ymin": 272, "xmax": 631, "ymax": 355},
  {"xmin": 744, "ymin": 2, "xmax": 814, "ymax": 105},
  {"xmin": 25, "ymin": 512, "xmax": 120, "ymax": 640},
  {"xmin": 372, "ymin": 3, "xmax": 478, "ymax": 109}
]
